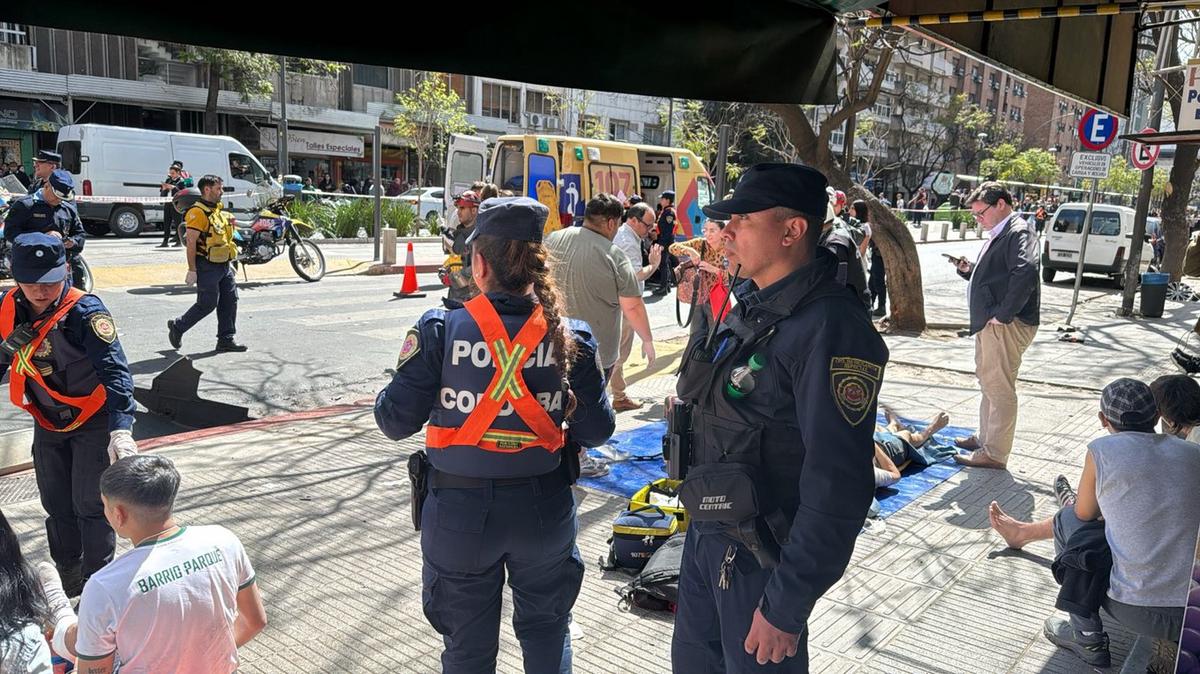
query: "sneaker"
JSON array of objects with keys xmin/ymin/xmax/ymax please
[
  {"xmin": 216, "ymin": 339, "xmax": 248, "ymax": 353},
  {"xmin": 1054, "ymin": 474, "xmax": 1077, "ymax": 509},
  {"xmin": 612, "ymin": 397, "xmax": 644, "ymax": 412},
  {"xmin": 1043, "ymin": 616, "xmax": 1110, "ymax": 667},
  {"xmin": 167, "ymin": 319, "xmax": 182, "ymax": 350},
  {"xmin": 578, "ymin": 453, "xmax": 610, "ymax": 478},
  {"xmin": 36, "ymin": 562, "xmax": 76, "ymax": 622}
]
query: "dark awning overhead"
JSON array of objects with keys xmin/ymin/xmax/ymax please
[
  {"xmin": 9, "ymin": 2, "xmax": 856, "ymax": 105},
  {"xmin": 880, "ymin": 1, "xmax": 1138, "ymax": 116}
]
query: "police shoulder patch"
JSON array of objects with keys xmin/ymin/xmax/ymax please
[
  {"xmin": 829, "ymin": 356, "xmax": 882, "ymax": 426},
  {"xmin": 396, "ymin": 328, "xmax": 421, "ymax": 369},
  {"xmin": 89, "ymin": 313, "xmax": 118, "ymax": 344}
]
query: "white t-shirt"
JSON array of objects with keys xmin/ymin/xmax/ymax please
[
  {"xmin": 613, "ymin": 223, "xmax": 646, "ymax": 291},
  {"xmin": 75, "ymin": 525, "xmax": 255, "ymax": 674}
]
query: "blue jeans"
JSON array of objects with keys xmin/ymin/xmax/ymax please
[
  {"xmin": 175, "ymin": 258, "xmax": 237, "ymax": 340},
  {"xmin": 421, "ymin": 480, "xmax": 583, "ymax": 674}
]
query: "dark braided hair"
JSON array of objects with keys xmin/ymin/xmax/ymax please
[{"xmin": 471, "ymin": 235, "xmax": 576, "ymax": 376}]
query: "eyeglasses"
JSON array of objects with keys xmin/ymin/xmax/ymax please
[{"xmin": 971, "ymin": 204, "xmax": 993, "ymax": 219}]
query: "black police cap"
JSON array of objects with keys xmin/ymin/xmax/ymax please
[
  {"xmin": 464, "ymin": 197, "xmax": 548, "ymax": 246},
  {"xmin": 703, "ymin": 163, "xmax": 829, "ymax": 222}
]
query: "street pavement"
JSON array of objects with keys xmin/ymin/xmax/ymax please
[{"xmin": 0, "ymin": 229, "xmax": 1194, "ymax": 671}]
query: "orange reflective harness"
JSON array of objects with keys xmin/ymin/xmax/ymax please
[
  {"xmin": 426, "ymin": 295, "xmax": 565, "ymax": 453},
  {"xmin": 0, "ymin": 288, "xmax": 107, "ymax": 432}
]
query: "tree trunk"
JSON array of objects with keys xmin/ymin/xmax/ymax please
[
  {"xmin": 204, "ymin": 66, "xmax": 220, "ymax": 135},
  {"xmin": 1161, "ymin": 49, "xmax": 1198, "ymax": 281},
  {"xmin": 417, "ymin": 153, "xmax": 425, "ymax": 189},
  {"xmin": 768, "ymin": 104, "xmax": 927, "ymax": 332}
]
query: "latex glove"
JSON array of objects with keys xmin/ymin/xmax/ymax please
[
  {"xmin": 185, "ymin": 270, "xmax": 197, "ymax": 286},
  {"xmin": 642, "ymin": 340, "xmax": 657, "ymax": 368},
  {"xmin": 107, "ymin": 430, "xmax": 138, "ymax": 464}
]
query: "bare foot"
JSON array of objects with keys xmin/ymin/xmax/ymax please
[
  {"xmin": 955, "ymin": 436, "xmax": 981, "ymax": 450},
  {"xmin": 911, "ymin": 412, "xmax": 952, "ymax": 446},
  {"xmin": 989, "ymin": 501, "xmax": 1032, "ymax": 549},
  {"xmin": 954, "ymin": 449, "xmax": 1007, "ymax": 469}
]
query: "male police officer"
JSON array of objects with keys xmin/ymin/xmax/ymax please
[
  {"xmin": 167, "ymin": 175, "xmax": 246, "ymax": 352},
  {"xmin": 0, "ymin": 233, "xmax": 138, "ymax": 597},
  {"xmin": 27, "ymin": 149, "xmax": 61, "ymax": 194},
  {"xmin": 669, "ymin": 163, "xmax": 889, "ymax": 672},
  {"xmin": 651, "ymin": 189, "xmax": 678, "ymax": 295},
  {"xmin": 5, "ymin": 169, "xmax": 87, "ymax": 253}
]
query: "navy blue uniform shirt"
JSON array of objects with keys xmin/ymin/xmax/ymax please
[
  {"xmin": 376, "ymin": 293, "xmax": 615, "ymax": 449},
  {"xmin": 0, "ymin": 288, "xmax": 136, "ymax": 432},
  {"xmin": 4, "ymin": 193, "xmax": 87, "ymax": 253}
]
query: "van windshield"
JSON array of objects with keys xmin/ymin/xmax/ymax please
[{"xmin": 1052, "ymin": 209, "xmax": 1122, "ymax": 236}]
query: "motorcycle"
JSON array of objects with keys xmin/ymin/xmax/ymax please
[
  {"xmin": 176, "ymin": 193, "xmax": 326, "ymax": 282},
  {"xmin": 0, "ymin": 196, "xmax": 95, "ymax": 292}
]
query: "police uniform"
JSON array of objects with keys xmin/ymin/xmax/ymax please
[
  {"xmin": 5, "ymin": 169, "xmax": 87, "ymax": 253},
  {"xmin": 160, "ymin": 161, "xmax": 188, "ymax": 247},
  {"xmin": 169, "ymin": 194, "xmax": 243, "ymax": 351},
  {"xmin": 668, "ymin": 164, "xmax": 889, "ymax": 673},
  {"xmin": 0, "ymin": 234, "xmax": 136, "ymax": 596},
  {"xmin": 653, "ymin": 190, "xmax": 679, "ymax": 293},
  {"xmin": 820, "ymin": 210, "xmax": 870, "ymax": 310},
  {"xmin": 375, "ymin": 197, "xmax": 614, "ymax": 674}
]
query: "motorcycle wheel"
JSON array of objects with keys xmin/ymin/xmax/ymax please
[
  {"xmin": 72, "ymin": 257, "xmax": 94, "ymax": 293},
  {"xmin": 289, "ymin": 239, "xmax": 326, "ymax": 282}
]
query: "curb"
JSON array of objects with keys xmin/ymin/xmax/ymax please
[{"xmin": 362, "ymin": 263, "xmax": 441, "ymax": 276}]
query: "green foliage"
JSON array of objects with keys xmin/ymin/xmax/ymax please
[
  {"xmin": 179, "ymin": 49, "xmax": 343, "ymax": 102},
  {"xmin": 393, "ymin": 74, "xmax": 475, "ymax": 187},
  {"xmin": 382, "ymin": 200, "xmax": 418, "ymax": 237},
  {"xmin": 979, "ymin": 143, "xmax": 1061, "ymax": 185},
  {"xmin": 285, "ymin": 199, "xmax": 335, "ymax": 235},
  {"xmin": 327, "ymin": 199, "xmax": 373, "ymax": 238}
]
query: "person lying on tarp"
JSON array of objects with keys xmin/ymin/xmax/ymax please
[{"xmin": 873, "ymin": 407, "xmax": 952, "ymax": 488}]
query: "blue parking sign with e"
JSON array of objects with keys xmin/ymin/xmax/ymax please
[{"xmin": 1078, "ymin": 109, "xmax": 1118, "ymax": 151}]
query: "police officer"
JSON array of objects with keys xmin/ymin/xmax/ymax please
[
  {"xmin": 159, "ymin": 160, "xmax": 189, "ymax": 248},
  {"xmin": 0, "ymin": 233, "xmax": 137, "ymax": 597},
  {"xmin": 669, "ymin": 163, "xmax": 889, "ymax": 672},
  {"xmin": 5, "ymin": 169, "xmax": 89, "ymax": 290},
  {"xmin": 167, "ymin": 174, "xmax": 246, "ymax": 352},
  {"xmin": 27, "ymin": 149, "xmax": 61, "ymax": 194},
  {"xmin": 375, "ymin": 196, "xmax": 614, "ymax": 673},
  {"xmin": 441, "ymin": 190, "xmax": 481, "ymax": 306},
  {"xmin": 651, "ymin": 189, "xmax": 678, "ymax": 295},
  {"xmin": 820, "ymin": 198, "xmax": 871, "ymax": 310}
]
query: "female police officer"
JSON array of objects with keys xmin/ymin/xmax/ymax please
[{"xmin": 375, "ymin": 196, "xmax": 614, "ymax": 674}]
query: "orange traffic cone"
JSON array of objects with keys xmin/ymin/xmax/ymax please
[{"xmin": 393, "ymin": 242, "xmax": 427, "ymax": 298}]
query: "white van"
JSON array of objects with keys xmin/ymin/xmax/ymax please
[
  {"xmin": 1042, "ymin": 202, "xmax": 1152, "ymax": 288},
  {"xmin": 56, "ymin": 124, "xmax": 280, "ymax": 237}
]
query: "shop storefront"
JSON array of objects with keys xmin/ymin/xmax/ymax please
[
  {"xmin": 259, "ymin": 126, "xmax": 371, "ymax": 191},
  {"xmin": 0, "ymin": 96, "xmax": 68, "ymax": 170}
]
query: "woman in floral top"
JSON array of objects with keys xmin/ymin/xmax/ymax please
[{"xmin": 669, "ymin": 219, "xmax": 728, "ymax": 336}]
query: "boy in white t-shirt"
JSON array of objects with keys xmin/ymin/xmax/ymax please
[{"xmin": 38, "ymin": 454, "xmax": 268, "ymax": 674}]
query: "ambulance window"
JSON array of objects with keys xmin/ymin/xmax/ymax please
[
  {"xmin": 697, "ymin": 177, "xmax": 715, "ymax": 210},
  {"xmin": 496, "ymin": 141, "xmax": 524, "ymax": 194},
  {"xmin": 588, "ymin": 163, "xmax": 636, "ymax": 199}
]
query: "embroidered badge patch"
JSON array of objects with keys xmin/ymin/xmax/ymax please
[
  {"xmin": 830, "ymin": 356, "xmax": 882, "ymax": 426},
  {"xmin": 90, "ymin": 313, "xmax": 117, "ymax": 344},
  {"xmin": 33, "ymin": 340, "xmax": 52, "ymax": 358},
  {"xmin": 395, "ymin": 329, "xmax": 421, "ymax": 369}
]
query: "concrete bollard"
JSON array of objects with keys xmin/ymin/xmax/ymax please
[
  {"xmin": 382, "ymin": 228, "xmax": 397, "ymax": 265},
  {"xmin": 920, "ymin": 221, "xmax": 929, "ymax": 242},
  {"xmin": 940, "ymin": 222, "xmax": 950, "ymax": 240},
  {"xmin": 975, "ymin": 223, "xmax": 984, "ymax": 239}
]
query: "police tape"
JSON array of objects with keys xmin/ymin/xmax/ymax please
[{"xmin": 0, "ymin": 189, "xmax": 172, "ymax": 204}]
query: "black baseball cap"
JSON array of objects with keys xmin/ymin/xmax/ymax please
[
  {"xmin": 703, "ymin": 163, "xmax": 829, "ymax": 222},
  {"xmin": 464, "ymin": 197, "xmax": 548, "ymax": 246}
]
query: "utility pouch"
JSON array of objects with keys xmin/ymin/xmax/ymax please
[
  {"xmin": 678, "ymin": 462, "xmax": 762, "ymax": 524},
  {"xmin": 663, "ymin": 397, "xmax": 693, "ymax": 480},
  {"xmin": 0, "ymin": 323, "xmax": 37, "ymax": 358},
  {"xmin": 407, "ymin": 450, "xmax": 430, "ymax": 531}
]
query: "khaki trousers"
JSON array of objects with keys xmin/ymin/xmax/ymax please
[
  {"xmin": 974, "ymin": 319, "xmax": 1037, "ymax": 464},
  {"xmin": 609, "ymin": 321, "xmax": 637, "ymax": 400}
]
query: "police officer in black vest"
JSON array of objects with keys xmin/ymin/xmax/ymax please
[
  {"xmin": 0, "ymin": 233, "xmax": 137, "ymax": 597},
  {"xmin": 668, "ymin": 164, "xmax": 889, "ymax": 671},
  {"xmin": 651, "ymin": 189, "xmax": 678, "ymax": 295},
  {"xmin": 375, "ymin": 196, "xmax": 614, "ymax": 673},
  {"xmin": 26, "ymin": 149, "xmax": 61, "ymax": 195}
]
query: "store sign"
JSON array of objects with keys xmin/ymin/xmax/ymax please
[
  {"xmin": 0, "ymin": 98, "xmax": 68, "ymax": 131},
  {"xmin": 260, "ymin": 129, "xmax": 364, "ymax": 158}
]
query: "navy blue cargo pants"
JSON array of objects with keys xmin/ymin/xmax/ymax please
[
  {"xmin": 176, "ymin": 258, "xmax": 238, "ymax": 340},
  {"xmin": 672, "ymin": 525, "xmax": 809, "ymax": 673},
  {"xmin": 421, "ymin": 479, "xmax": 583, "ymax": 674}
]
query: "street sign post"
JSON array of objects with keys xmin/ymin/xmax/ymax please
[
  {"xmin": 1078, "ymin": 109, "xmax": 1119, "ymax": 151},
  {"xmin": 1130, "ymin": 128, "xmax": 1161, "ymax": 170},
  {"xmin": 1065, "ymin": 152, "xmax": 1111, "ymax": 326}
]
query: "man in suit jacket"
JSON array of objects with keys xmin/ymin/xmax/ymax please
[{"xmin": 949, "ymin": 182, "xmax": 1040, "ymax": 469}]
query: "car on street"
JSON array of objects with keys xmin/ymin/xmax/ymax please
[{"xmin": 399, "ymin": 187, "xmax": 445, "ymax": 223}]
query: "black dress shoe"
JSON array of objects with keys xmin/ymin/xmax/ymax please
[
  {"xmin": 167, "ymin": 319, "xmax": 182, "ymax": 350},
  {"xmin": 216, "ymin": 339, "xmax": 248, "ymax": 353}
]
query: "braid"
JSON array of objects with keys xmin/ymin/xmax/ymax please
[{"xmin": 531, "ymin": 261, "xmax": 575, "ymax": 378}]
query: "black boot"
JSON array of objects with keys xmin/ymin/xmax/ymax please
[
  {"xmin": 216, "ymin": 339, "xmax": 248, "ymax": 353},
  {"xmin": 57, "ymin": 562, "xmax": 83, "ymax": 599}
]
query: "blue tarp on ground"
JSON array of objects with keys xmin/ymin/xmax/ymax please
[{"xmin": 577, "ymin": 415, "xmax": 976, "ymax": 521}]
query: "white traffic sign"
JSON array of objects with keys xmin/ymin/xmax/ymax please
[
  {"xmin": 1130, "ymin": 128, "xmax": 1161, "ymax": 170},
  {"xmin": 1182, "ymin": 59, "xmax": 1200, "ymax": 132},
  {"xmin": 1070, "ymin": 152, "xmax": 1112, "ymax": 179}
]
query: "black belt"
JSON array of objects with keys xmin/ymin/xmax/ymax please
[{"xmin": 430, "ymin": 463, "xmax": 568, "ymax": 491}]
